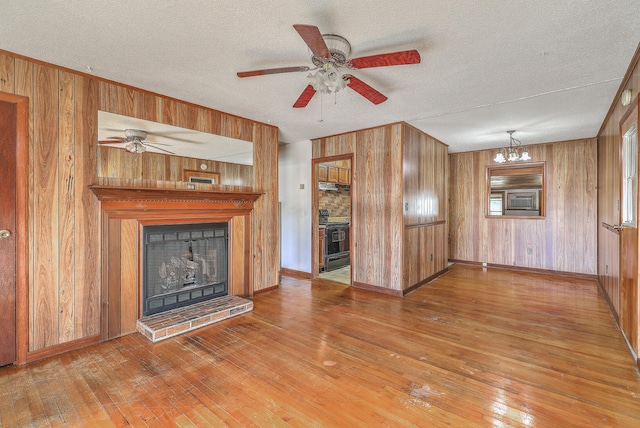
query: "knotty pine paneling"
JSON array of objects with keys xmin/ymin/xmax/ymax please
[
  {"xmin": 449, "ymin": 139, "xmax": 597, "ymax": 275},
  {"xmin": 596, "ymin": 45, "xmax": 640, "ymax": 354},
  {"xmin": 0, "ymin": 49, "xmax": 279, "ymax": 357}
]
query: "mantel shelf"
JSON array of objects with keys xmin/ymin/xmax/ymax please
[{"xmin": 89, "ymin": 185, "xmax": 262, "ymax": 203}]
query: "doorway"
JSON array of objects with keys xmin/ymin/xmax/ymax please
[
  {"xmin": 0, "ymin": 93, "xmax": 28, "ymax": 366},
  {"xmin": 619, "ymin": 99, "xmax": 639, "ymax": 356},
  {"xmin": 313, "ymin": 155, "xmax": 353, "ymax": 284}
]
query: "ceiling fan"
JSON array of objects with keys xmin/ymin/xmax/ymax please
[
  {"xmin": 98, "ymin": 129, "xmax": 175, "ymax": 154},
  {"xmin": 237, "ymin": 24, "xmax": 421, "ymax": 107}
]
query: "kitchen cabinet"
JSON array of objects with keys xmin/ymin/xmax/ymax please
[
  {"xmin": 327, "ymin": 166, "xmax": 339, "ymax": 183},
  {"xmin": 318, "ymin": 165, "xmax": 328, "ymax": 182},
  {"xmin": 338, "ymin": 168, "xmax": 351, "ymax": 185}
]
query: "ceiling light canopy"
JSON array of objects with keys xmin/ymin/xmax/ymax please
[{"xmin": 494, "ymin": 130, "xmax": 530, "ymax": 163}]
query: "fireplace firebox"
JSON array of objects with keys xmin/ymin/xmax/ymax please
[{"xmin": 143, "ymin": 222, "xmax": 228, "ymax": 316}]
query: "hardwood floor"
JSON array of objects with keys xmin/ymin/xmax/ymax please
[{"xmin": 1, "ymin": 264, "xmax": 640, "ymax": 427}]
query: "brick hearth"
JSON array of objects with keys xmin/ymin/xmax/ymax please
[{"xmin": 136, "ymin": 295, "xmax": 253, "ymax": 342}]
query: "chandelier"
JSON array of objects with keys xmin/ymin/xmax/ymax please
[{"xmin": 494, "ymin": 130, "xmax": 530, "ymax": 163}]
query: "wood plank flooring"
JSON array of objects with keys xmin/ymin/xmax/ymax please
[{"xmin": 1, "ymin": 264, "xmax": 640, "ymax": 427}]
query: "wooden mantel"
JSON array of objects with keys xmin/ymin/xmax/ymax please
[
  {"xmin": 89, "ymin": 185, "xmax": 263, "ymax": 218},
  {"xmin": 90, "ymin": 185, "xmax": 259, "ymax": 340}
]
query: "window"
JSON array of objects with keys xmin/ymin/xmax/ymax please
[
  {"xmin": 622, "ymin": 122, "xmax": 638, "ymax": 227},
  {"xmin": 486, "ymin": 163, "xmax": 545, "ymax": 218}
]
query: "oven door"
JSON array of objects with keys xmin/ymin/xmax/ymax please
[
  {"xmin": 325, "ymin": 224, "xmax": 350, "ymax": 255},
  {"xmin": 324, "ymin": 224, "xmax": 350, "ymax": 272}
]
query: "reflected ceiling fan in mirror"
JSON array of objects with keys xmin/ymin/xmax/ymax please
[
  {"xmin": 237, "ymin": 24, "xmax": 421, "ymax": 107},
  {"xmin": 99, "ymin": 129, "xmax": 176, "ymax": 154}
]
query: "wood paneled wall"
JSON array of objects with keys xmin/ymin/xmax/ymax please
[
  {"xmin": 98, "ymin": 147, "xmax": 253, "ymax": 190},
  {"xmin": 449, "ymin": 138, "xmax": 597, "ymax": 275},
  {"xmin": 402, "ymin": 125, "xmax": 449, "ymax": 289},
  {"xmin": 0, "ymin": 49, "xmax": 279, "ymax": 357},
  {"xmin": 313, "ymin": 123, "xmax": 448, "ymax": 293},
  {"xmin": 596, "ymin": 44, "xmax": 640, "ymax": 353}
]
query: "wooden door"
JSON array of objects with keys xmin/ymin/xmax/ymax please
[
  {"xmin": 619, "ymin": 101, "xmax": 639, "ymax": 354},
  {"xmin": 0, "ymin": 100, "xmax": 17, "ymax": 366}
]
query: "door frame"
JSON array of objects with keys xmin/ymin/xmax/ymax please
[
  {"xmin": 312, "ymin": 154, "xmax": 353, "ymax": 279},
  {"xmin": 619, "ymin": 93, "xmax": 640, "ymax": 359},
  {"xmin": 0, "ymin": 92, "xmax": 29, "ymax": 365}
]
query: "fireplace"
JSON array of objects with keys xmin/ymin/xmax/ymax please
[
  {"xmin": 90, "ymin": 185, "xmax": 262, "ymax": 340},
  {"xmin": 143, "ymin": 222, "xmax": 228, "ymax": 316}
]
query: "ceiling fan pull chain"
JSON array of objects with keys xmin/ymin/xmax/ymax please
[{"xmin": 319, "ymin": 92, "xmax": 324, "ymax": 122}]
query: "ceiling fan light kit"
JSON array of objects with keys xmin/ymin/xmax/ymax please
[
  {"xmin": 99, "ymin": 127, "xmax": 177, "ymax": 155},
  {"xmin": 125, "ymin": 140, "xmax": 147, "ymax": 154},
  {"xmin": 237, "ymin": 24, "xmax": 420, "ymax": 108}
]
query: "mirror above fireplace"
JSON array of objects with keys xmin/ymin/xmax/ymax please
[{"xmin": 98, "ymin": 110, "xmax": 254, "ymax": 165}]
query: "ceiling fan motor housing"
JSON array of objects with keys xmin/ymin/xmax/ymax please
[
  {"xmin": 124, "ymin": 129, "xmax": 148, "ymax": 141},
  {"xmin": 311, "ymin": 34, "xmax": 352, "ymax": 68}
]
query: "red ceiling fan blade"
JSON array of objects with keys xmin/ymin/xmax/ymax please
[
  {"xmin": 345, "ymin": 76, "xmax": 387, "ymax": 105},
  {"xmin": 293, "ymin": 85, "xmax": 317, "ymax": 108},
  {"xmin": 349, "ymin": 50, "xmax": 420, "ymax": 69},
  {"xmin": 293, "ymin": 24, "xmax": 330, "ymax": 58},
  {"xmin": 237, "ymin": 66, "xmax": 310, "ymax": 78}
]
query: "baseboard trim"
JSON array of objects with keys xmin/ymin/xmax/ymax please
[
  {"xmin": 449, "ymin": 260, "xmax": 598, "ymax": 281},
  {"xmin": 26, "ymin": 334, "xmax": 101, "ymax": 364},
  {"xmin": 352, "ymin": 281, "xmax": 403, "ymax": 297},
  {"xmin": 280, "ymin": 268, "xmax": 313, "ymax": 279},
  {"xmin": 596, "ymin": 276, "xmax": 621, "ymax": 325},
  {"xmin": 253, "ymin": 284, "xmax": 279, "ymax": 296},
  {"xmin": 402, "ymin": 268, "xmax": 449, "ymax": 296}
]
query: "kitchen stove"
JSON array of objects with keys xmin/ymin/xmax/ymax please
[{"xmin": 319, "ymin": 209, "xmax": 350, "ymax": 272}]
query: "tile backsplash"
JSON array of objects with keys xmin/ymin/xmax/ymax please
[{"xmin": 319, "ymin": 185, "xmax": 351, "ymax": 216}]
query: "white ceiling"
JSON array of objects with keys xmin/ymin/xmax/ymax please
[{"xmin": 1, "ymin": 0, "xmax": 639, "ymax": 152}]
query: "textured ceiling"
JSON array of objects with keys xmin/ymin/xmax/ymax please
[{"xmin": 1, "ymin": 0, "xmax": 639, "ymax": 152}]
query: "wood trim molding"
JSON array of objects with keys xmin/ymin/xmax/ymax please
[
  {"xmin": 352, "ymin": 281, "xmax": 403, "ymax": 297},
  {"xmin": 449, "ymin": 259, "xmax": 598, "ymax": 281},
  {"xmin": 27, "ymin": 334, "xmax": 100, "ymax": 363},
  {"xmin": 253, "ymin": 284, "xmax": 279, "ymax": 296},
  {"xmin": 90, "ymin": 185, "xmax": 261, "ymax": 203},
  {"xmin": 402, "ymin": 268, "xmax": 449, "ymax": 296},
  {"xmin": 0, "ymin": 93, "xmax": 30, "ymax": 365},
  {"xmin": 280, "ymin": 268, "xmax": 313, "ymax": 279},
  {"xmin": 404, "ymin": 220, "xmax": 446, "ymax": 229},
  {"xmin": 598, "ymin": 276, "xmax": 621, "ymax": 325}
]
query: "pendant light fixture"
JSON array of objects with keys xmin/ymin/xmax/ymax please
[{"xmin": 494, "ymin": 130, "xmax": 530, "ymax": 163}]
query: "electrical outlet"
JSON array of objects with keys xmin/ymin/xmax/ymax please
[
  {"xmin": 482, "ymin": 262, "xmax": 487, "ymax": 267},
  {"xmin": 527, "ymin": 247, "xmax": 533, "ymax": 255},
  {"xmin": 299, "ymin": 183, "xmax": 304, "ymax": 189}
]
